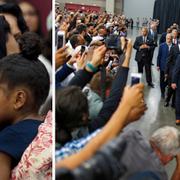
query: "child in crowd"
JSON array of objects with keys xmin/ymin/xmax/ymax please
[{"xmin": 0, "ymin": 32, "xmax": 50, "ymax": 179}]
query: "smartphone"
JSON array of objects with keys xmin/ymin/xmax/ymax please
[
  {"xmin": 131, "ymin": 73, "xmax": 142, "ymax": 86},
  {"xmin": 105, "ymin": 35, "xmax": 120, "ymax": 50},
  {"xmin": 80, "ymin": 45, "xmax": 86, "ymax": 55},
  {"xmin": 57, "ymin": 31, "xmax": 65, "ymax": 49}
]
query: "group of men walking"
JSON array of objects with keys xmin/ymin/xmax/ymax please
[{"xmin": 133, "ymin": 24, "xmax": 180, "ymax": 125}]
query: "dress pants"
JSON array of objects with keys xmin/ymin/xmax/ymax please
[
  {"xmin": 165, "ymin": 86, "xmax": 176, "ymax": 106},
  {"xmin": 160, "ymin": 71, "xmax": 167, "ymax": 95},
  {"xmin": 137, "ymin": 61, "xmax": 152, "ymax": 84}
]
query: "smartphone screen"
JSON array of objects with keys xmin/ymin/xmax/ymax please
[
  {"xmin": 131, "ymin": 73, "xmax": 142, "ymax": 86},
  {"xmin": 57, "ymin": 31, "xmax": 65, "ymax": 49},
  {"xmin": 80, "ymin": 46, "xmax": 86, "ymax": 55}
]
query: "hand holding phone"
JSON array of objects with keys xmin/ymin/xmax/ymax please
[{"xmin": 57, "ymin": 31, "xmax": 65, "ymax": 49}]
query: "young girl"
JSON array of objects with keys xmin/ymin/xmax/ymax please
[{"xmin": 0, "ymin": 32, "xmax": 50, "ymax": 179}]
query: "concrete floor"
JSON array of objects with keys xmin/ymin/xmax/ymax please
[{"xmin": 124, "ymin": 28, "xmax": 180, "ymax": 179}]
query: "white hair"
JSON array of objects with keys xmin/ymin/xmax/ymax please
[
  {"xmin": 166, "ymin": 33, "xmax": 172, "ymax": 38},
  {"xmin": 150, "ymin": 126, "xmax": 180, "ymax": 155}
]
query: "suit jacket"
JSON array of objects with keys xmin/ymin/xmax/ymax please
[
  {"xmin": 172, "ymin": 54, "xmax": 180, "ymax": 87},
  {"xmin": 157, "ymin": 43, "xmax": 171, "ymax": 71},
  {"xmin": 148, "ymin": 29, "xmax": 158, "ymax": 48},
  {"xmin": 172, "ymin": 38, "xmax": 179, "ymax": 45},
  {"xmin": 165, "ymin": 44, "xmax": 180, "ymax": 77},
  {"xmin": 133, "ymin": 36, "xmax": 154, "ymax": 63},
  {"xmin": 159, "ymin": 32, "xmax": 167, "ymax": 45}
]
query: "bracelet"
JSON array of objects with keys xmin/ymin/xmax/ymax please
[{"xmin": 86, "ymin": 63, "xmax": 98, "ymax": 73}]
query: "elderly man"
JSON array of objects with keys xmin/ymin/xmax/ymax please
[
  {"xmin": 112, "ymin": 126, "xmax": 180, "ymax": 180},
  {"xmin": 157, "ymin": 33, "xmax": 173, "ymax": 98},
  {"xmin": 57, "ymin": 126, "xmax": 180, "ymax": 180}
]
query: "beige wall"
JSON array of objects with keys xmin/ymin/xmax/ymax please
[
  {"xmin": 115, "ymin": 0, "xmax": 123, "ymax": 15},
  {"xmin": 56, "ymin": 0, "xmax": 123, "ymax": 14}
]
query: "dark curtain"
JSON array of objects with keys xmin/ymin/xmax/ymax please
[{"xmin": 153, "ymin": 0, "xmax": 180, "ymax": 33}]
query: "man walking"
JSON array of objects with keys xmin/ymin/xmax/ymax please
[{"xmin": 133, "ymin": 27, "xmax": 155, "ymax": 87}]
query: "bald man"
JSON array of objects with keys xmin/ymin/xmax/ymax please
[{"xmin": 133, "ymin": 27, "xmax": 155, "ymax": 87}]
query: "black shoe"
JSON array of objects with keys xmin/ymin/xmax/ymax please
[
  {"xmin": 148, "ymin": 83, "xmax": 154, "ymax": 88},
  {"xmin": 164, "ymin": 102, "xmax": 169, "ymax": 107}
]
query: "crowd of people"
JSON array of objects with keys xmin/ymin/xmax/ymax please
[
  {"xmin": 55, "ymin": 7, "xmax": 180, "ymax": 180},
  {"xmin": 0, "ymin": 0, "xmax": 52, "ymax": 179},
  {"xmin": 2, "ymin": 0, "xmax": 180, "ymax": 179}
]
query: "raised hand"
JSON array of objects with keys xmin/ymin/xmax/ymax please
[{"xmin": 55, "ymin": 46, "xmax": 69, "ymax": 69}]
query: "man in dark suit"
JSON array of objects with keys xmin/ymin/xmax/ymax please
[
  {"xmin": 148, "ymin": 24, "xmax": 158, "ymax": 65},
  {"xmin": 157, "ymin": 33, "xmax": 172, "ymax": 98},
  {"xmin": 172, "ymin": 29, "xmax": 179, "ymax": 45},
  {"xmin": 172, "ymin": 54, "xmax": 180, "ymax": 125},
  {"xmin": 165, "ymin": 41, "xmax": 180, "ymax": 107},
  {"xmin": 133, "ymin": 27, "xmax": 155, "ymax": 87},
  {"xmin": 159, "ymin": 28, "xmax": 172, "ymax": 45}
]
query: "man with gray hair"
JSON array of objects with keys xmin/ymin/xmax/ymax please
[
  {"xmin": 109, "ymin": 126, "xmax": 180, "ymax": 180},
  {"xmin": 157, "ymin": 33, "xmax": 173, "ymax": 98},
  {"xmin": 89, "ymin": 126, "xmax": 180, "ymax": 180},
  {"xmin": 150, "ymin": 126, "xmax": 180, "ymax": 165},
  {"xmin": 150, "ymin": 126, "xmax": 180, "ymax": 180},
  {"xmin": 56, "ymin": 126, "xmax": 180, "ymax": 180}
]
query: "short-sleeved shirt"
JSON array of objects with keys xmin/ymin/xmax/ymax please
[
  {"xmin": 55, "ymin": 129, "xmax": 101, "ymax": 161},
  {"xmin": 0, "ymin": 119, "xmax": 42, "ymax": 167}
]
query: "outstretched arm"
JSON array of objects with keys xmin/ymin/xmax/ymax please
[
  {"xmin": 171, "ymin": 154, "xmax": 180, "ymax": 180},
  {"xmin": 89, "ymin": 39, "xmax": 133, "ymax": 132},
  {"xmin": 56, "ymin": 84, "xmax": 145, "ymax": 169},
  {"xmin": 68, "ymin": 45, "xmax": 107, "ymax": 89}
]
